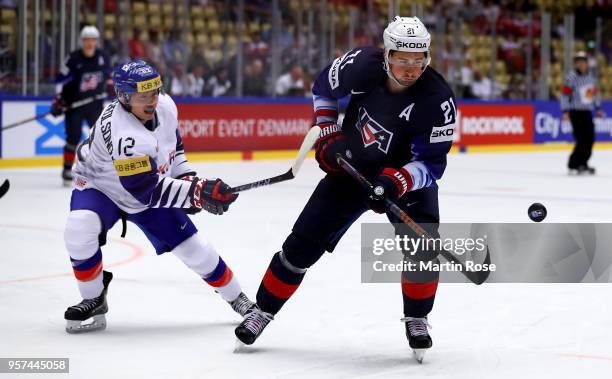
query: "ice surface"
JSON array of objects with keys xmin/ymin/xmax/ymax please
[{"xmin": 1, "ymin": 150, "xmax": 611, "ymax": 378}]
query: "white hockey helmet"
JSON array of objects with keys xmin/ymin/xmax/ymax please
[
  {"xmin": 383, "ymin": 16, "xmax": 431, "ymax": 79},
  {"xmin": 80, "ymin": 25, "xmax": 100, "ymax": 40}
]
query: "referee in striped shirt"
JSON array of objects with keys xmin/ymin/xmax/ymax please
[
  {"xmin": 561, "ymin": 51, "xmax": 604, "ymax": 175},
  {"xmin": 561, "ymin": 51, "xmax": 605, "ymax": 175}
]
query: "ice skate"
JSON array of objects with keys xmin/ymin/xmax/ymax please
[
  {"xmin": 228, "ymin": 292, "xmax": 256, "ymax": 317},
  {"xmin": 579, "ymin": 165, "xmax": 596, "ymax": 175},
  {"xmin": 569, "ymin": 165, "xmax": 596, "ymax": 176},
  {"xmin": 65, "ymin": 271, "xmax": 112, "ymax": 333},
  {"xmin": 62, "ymin": 168, "xmax": 73, "ymax": 187},
  {"xmin": 402, "ymin": 316, "xmax": 432, "ymax": 363},
  {"xmin": 234, "ymin": 306, "xmax": 274, "ymax": 349}
]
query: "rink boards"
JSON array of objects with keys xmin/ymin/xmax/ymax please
[{"xmin": 1, "ymin": 97, "xmax": 612, "ymax": 160}]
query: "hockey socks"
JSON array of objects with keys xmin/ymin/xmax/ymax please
[
  {"xmin": 65, "ymin": 210, "xmax": 106, "ymax": 299},
  {"xmin": 70, "ymin": 248, "xmax": 104, "ymax": 299},
  {"xmin": 401, "ymin": 273, "xmax": 438, "ymax": 318},
  {"xmin": 63, "ymin": 143, "xmax": 76, "ymax": 170},
  {"xmin": 203, "ymin": 256, "xmax": 241, "ymax": 301},
  {"xmin": 173, "ymin": 234, "xmax": 242, "ymax": 302},
  {"xmin": 256, "ymin": 251, "xmax": 306, "ymax": 315}
]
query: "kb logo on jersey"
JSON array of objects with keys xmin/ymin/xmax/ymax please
[{"xmin": 356, "ymin": 107, "xmax": 393, "ymax": 153}]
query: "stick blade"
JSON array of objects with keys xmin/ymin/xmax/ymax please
[
  {"xmin": 291, "ymin": 126, "xmax": 321, "ymax": 176},
  {"xmin": 0, "ymin": 179, "xmax": 9, "ymax": 198}
]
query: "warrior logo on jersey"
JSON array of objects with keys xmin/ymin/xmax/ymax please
[
  {"xmin": 355, "ymin": 107, "xmax": 393, "ymax": 153},
  {"xmin": 80, "ymin": 71, "xmax": 103, "ymax": 92}
]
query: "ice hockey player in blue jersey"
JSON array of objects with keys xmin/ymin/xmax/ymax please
[
  {"xmin": 235, "ymin": 16, "xmax": 456, "ymax": 363},
  {"xmin": 54, "ymin": 26, "xmax": 111, "ymax": 185},
  {"xmin": 63, "ymin": 60, "xmax": 255, "ymax": 333}
]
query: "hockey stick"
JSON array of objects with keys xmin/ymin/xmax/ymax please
[
  {"xmin": 336, "ymin": 155, "xmax": 491, "ymax": 285},
  {"xmin": 0, "ymin": 179, "xmax": 9, "ymax": 199},
  {"xmin": 2, "ymin": 93, "xmax": 108, "ymax": 131},
  {"xmin": 228, "ymin": 126, "xmax": 321, "ymax": 193}
]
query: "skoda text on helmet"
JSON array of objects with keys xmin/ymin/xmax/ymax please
[
  {"xmin": 113, "ymin": 60, "xmax": 163, "ymax": 112},
  {"xmin": 80, "ymin": 25, "xmax": 100, "ymax": 40},
  {"xmin": 383, "ymin": 16, "xmax": 431, "ymax": 87}
]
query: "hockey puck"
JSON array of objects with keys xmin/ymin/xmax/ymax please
[{"xmin": 528, "ymin": 203, "xmax": 547, "ymax": 222}]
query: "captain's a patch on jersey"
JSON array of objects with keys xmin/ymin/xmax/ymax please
[
  {"xmin": 430, "ymin": 123, "xmax": 456, "ymax": 143},
  {"xmin": 114, "ymin": 156, "xmax": 151, "ymax": 176}
]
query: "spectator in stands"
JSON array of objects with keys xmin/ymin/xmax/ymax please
[
  {"xmin": 441, "ymin": 39, "xmax": 460, "ymax": 84},
  {"xmin": 186, "ymin": 64, "xmax": 207, "ymax": 97},
  {"xmin": 302, "ymin": 71, "xmax": 313, "ymax": 98},
  {"xmin": 155, "ymin": 60, "xmax": 172, "ymax": 94},
  {"xmin": 586, "ymin": 40, "xmax": 599, "ymax": 73},
  {"xmin": 459, "ymin": 58, "xmax": 475, "ymax": 98},
  {"xmin": 128, "ymin": 28, "xmax": 146, "ymax": 59},
  {"xmin": 500, "ymin": 34, "xmax": 520, "ymax": 63},
  {"xmin": 146, "ymin": 30, "xmax": 163, "ymax": 66},
  {"xmin": 243, "ymin": 58, "xmax": 267, "ymax": 96},
  {"xmin": 279, "ymin": 18, "xmax": 296, "ymax": 51},
  {"xmin": 505, "ymin": 42, "xmax": 526, "ymax": 74},
  {"xmin": 169, "ymin": 63, "xmax": 189, "ymax": 97},
  {"xmin": 207, "ymin": 67, "xmax": 232, "ymax": 97},
  {"xmin": 103, "ymin": 36, "xmax": 123, "ymax": 67},
  {"xmin": 189, "ymin": 45, "xmax": 211, "ymax": 74},
  {"xmin": 162, "ymin": 29, "xmax": 189, "ymax": 67},
  {"xmin": 247, "ymin": 31, "xmax": 269, "ymax": 60},
  {"xmin": 459, "ymin": 0, "xmax": 484, "ymax": 23},
  {"xmin": 504, "ymin": 74, "xmax": 526, "ymax": 99},
  {"xmin": 470, "ymin": 70, "xmax": 493, "ymax": 100},
  {"xmin": 482, "ymin": 0, "xmax": 501, "ymax": 24},
  {"xmin": 275, "ymin": 64, "xmax": 304, "ymax": 97}
]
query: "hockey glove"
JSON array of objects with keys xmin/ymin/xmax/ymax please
[
  {"xmin": 314, "ymin": 123, "xmax": 348, "ymax": 174},
  {"xmin": 369, "ymin": 168, "xmax": 412, "ymax": 214},
  {"xmin": 51, "ymin": 97, "xmax": 66, "ymax": 116},
  {"xmin": 188, "ymin": 177, "xmax": 238, "ymax": 215}
]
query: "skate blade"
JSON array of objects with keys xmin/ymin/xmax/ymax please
[
  {"xmin": 413, "ymin": 348, "xmax": 427, "ymax": 364},
  {"xmin": 65, "ymin": 314, "xmax": 106, "ymax": 334},
  {"xmin": 62, "ymin": 180, "xmax": 73, "ymax": 188},
  {"xmin": 233, "ymin": 338, "xmax": 247, "ymax": 353}
]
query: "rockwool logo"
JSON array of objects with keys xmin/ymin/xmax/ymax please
[{"xmin": 459, "ymin": 113, "xmax": 525, "ymax": 135}]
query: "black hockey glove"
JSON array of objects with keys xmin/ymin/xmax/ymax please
[
  {"xmin": 51, "ymin": 97, "xmax": 66, "ymax": 116},
  {"xmin": 314, "ymin": 123, "xmax": 348, "ymax": 175},
  {"xmin": 369, "ymin": 168, "xmax": 412, "ymax": 214},
  {"xmin": 187, "ymin": 177, "xmax": 238, "ymax": 215}
]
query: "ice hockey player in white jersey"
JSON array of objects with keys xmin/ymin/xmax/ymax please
[{"xmin": 63, "ymin": 60, "xmax": 255, "ymax": 333}]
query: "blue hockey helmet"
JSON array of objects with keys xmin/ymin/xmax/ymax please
[{"xmin": 112, "ymin": 60, "xmax": 162, "ymax": 99}]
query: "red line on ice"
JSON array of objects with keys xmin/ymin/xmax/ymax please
[
  {"xmin": 0, "ymin": 224, "xmax": 145, "ymax": 284},
  {"xmin": 558, "ymin": 353, "xmax": 612, "ymax": 362}
]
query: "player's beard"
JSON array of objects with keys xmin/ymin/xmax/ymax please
[
  {"xmin": 390, "ymin": 68, "xmax": 422, "ymax": 88},
  {"xmin": 397, "ymin": 76, "xmax": 417, "ymax": 86}
]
